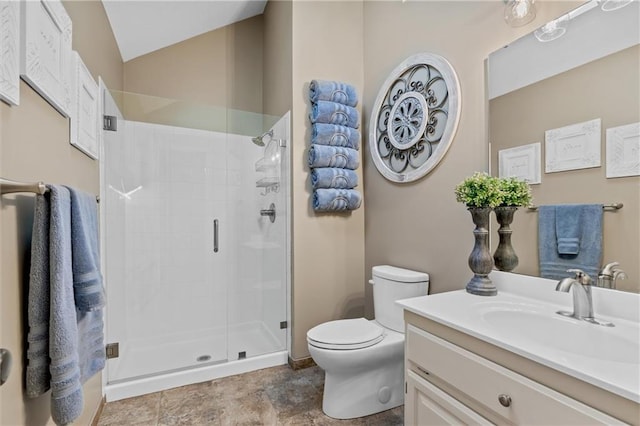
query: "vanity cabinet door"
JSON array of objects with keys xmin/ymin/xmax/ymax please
[{"xmin": 406, "ymin": 370, "xmax": 493, "ymax": 426}]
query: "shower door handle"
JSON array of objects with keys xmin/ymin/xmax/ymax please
[{"xmin": 213, "ymin": 219, "xmax": 219, "ymax": 253}]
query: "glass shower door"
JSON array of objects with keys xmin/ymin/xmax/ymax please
[{"xmin": 104, "ymin": 118, "xmax": 229, "ymax": 382}]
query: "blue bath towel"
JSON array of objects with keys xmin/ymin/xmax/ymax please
[
  {"xmin": 46, "ymin": 186, "xmax": 84, "ymax": 425},
  {"xmin": 309, "ymin": 100, "xmax": 359, "ymax": 129},
  {"xmin": 65, "ymin": 186, "xmax": 105, "ymax": 312},
  {"xmin": 308, "ymin": 145, "xmax": 359, "ymax": 170},
  {"xmin": 311, "ymin": 168, "xmax": 359, "ymax": 189},
  {"xmin": 538, "ymin": 204, "xmax": 603, "ymax": 280},
  {"xmin": 26, "ymin": 193, "xmax": 51, "ymax": 398},
  {"xmin": 26, "ymin": 185, "xmax": 105, "ymax": 426},
  {"xmin": 309, "ymin": 80, "xmax": 358, "ymax": 107},
  {"xmin": 311, "ymin": 123, "xmax": 360, "ymax": 150},
  {"xmin": 555, "ymin": 204, "xmax": 581, "ymax": 255},
  {"xmin": 313, "ymin": 188, "xmax": 362, "ymax": 212}
]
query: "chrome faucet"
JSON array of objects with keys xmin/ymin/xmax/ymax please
[
  {"xmin": 555, "ymin": 269, "xmax": 614, "ymax": 327},
  {"xmin": 597, "ymin": 262, "xmax": 628, "ymax": 289}
]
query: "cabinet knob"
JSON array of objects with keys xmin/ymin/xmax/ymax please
[{"xmin": 498, "ymin": 394, "xmax": 512, "ymax": 407}]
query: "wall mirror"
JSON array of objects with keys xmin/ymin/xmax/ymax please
[{"xmin": 487, "ymin": 0, "xmax": 639, "ymax": 293}]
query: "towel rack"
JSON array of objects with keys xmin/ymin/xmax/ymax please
[
  {"xmin": 0, "ymin": 178, "xmax": 47, "ymax": 195},
  {"xmin": 527, "ymin": 203, "xmax": 623, "ymax": 212},
  {"xmin": 0, "ymin": 177, "xmax": 99, "ymax": 202}
]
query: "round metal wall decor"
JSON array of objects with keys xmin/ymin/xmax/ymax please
[{"xmin": 369, "ymin": 53, "xmax": 461, "ymax": 183}]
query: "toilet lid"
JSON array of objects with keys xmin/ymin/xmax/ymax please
[{"xmin": 307, "ymin": 318, "xmax": 384, "ymax": 350}]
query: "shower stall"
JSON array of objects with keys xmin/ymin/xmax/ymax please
[{"xmin": 100, "ymin": 87, "xmax": 290, "ymax": 401}]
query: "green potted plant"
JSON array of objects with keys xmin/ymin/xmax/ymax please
[
  {"xmin": 494, "ymin": 177, "xmax": 533, "ymax": 272},
  {"xmin": 454, "ymin": 172, "xmax": 501, "ymax": 296}
]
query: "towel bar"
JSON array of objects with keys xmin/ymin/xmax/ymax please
[
  {"xmin": 1, "ymin": 177, "xmax": 99, "ymax": 202},
  {"xmin": 527, "ymin": 203, "xmax": 623, "ymax": 211}
]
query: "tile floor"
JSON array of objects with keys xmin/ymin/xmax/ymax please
[{"xmin": 97, "ymin": 365, "xmax": 404, "ymax": 425}]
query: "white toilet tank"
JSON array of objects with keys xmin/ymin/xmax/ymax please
[{"xmin": 371, "ymin": 265, "xmax": 429, "ymax": 333}]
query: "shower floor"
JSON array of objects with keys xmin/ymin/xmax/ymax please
[{"xmin": 108, "ymin": 321, "xmax": 284, "ymax": 384}]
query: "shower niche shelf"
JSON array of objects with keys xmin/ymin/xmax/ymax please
[
  {"xmin": 255, "ymin": 158, "xmax": 278, "ymax": 173},
  {"xmin": 256, "ymin": 177, "xmax": 280, "ymax": 195}
]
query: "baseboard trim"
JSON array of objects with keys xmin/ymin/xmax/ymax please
[
  {"xmin": 91, "ymin": 396, "xmax": 106, "ymax": 426},
  {"xmin": 287, "ymin": 356, "xmax": 316, "ymax": 370}
]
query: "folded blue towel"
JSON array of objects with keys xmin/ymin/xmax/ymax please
[
  {"xmin": 77, "ymin": 309, "xmax": 105, "ymax": 384},
  {"xmin": 309, "ymin": 100, "xmax": 359, "ymax": 128},
  {"xmin": 309, "ymin": 80, "xmax": 358, "ymax": 107},
  {"xmin": 313, "ymin": 189, "xmax": 362, "ymax": 211},
  {"xmin": 311, "ymin": 168, "xmax": 359, "ymax": 189},
  {"xmin": 308, "ymin": 145, "xmax": 359, "ymax": 170},
  {"xmin": 47, "ymin": 185, "xmax": 84, "ymax": 426},
  {"xmin": 538, "ymin": 204, "xmax": 603, "ymax": 280},
  {"xmin": 65, "ymin": 186, "xmax": 105, "ymax": 312},
  {"xmin": 556, "ymin": 205, "xmax": 581, "ymax": 255},
  {"xmin": 311, "ymin": 123, "xmax": 360, "ymax": 150}
]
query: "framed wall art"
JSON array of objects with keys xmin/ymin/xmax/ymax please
[
  {"xmin": 0, "ymin": 0, "xmax": 20, "ymax": 105},
  {"xmin": 545, "ymin": 118, "xmax": 601, "ymax": 173},
  {"xmin": 20, "ymin": 0, "xmax": 72, "ymax": 116},
  {"xmin": 606, "ymin": 122, "xmax": 640, "ymax": 178},
  {"xmin": 498, "ymin": 142, "xmax": 541, "ymax": 184},
  {"xmin": 70, "ymin": 51, "xmax": 99, "ymax": 159}
]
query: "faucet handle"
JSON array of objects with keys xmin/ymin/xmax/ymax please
[
  {"xmin": 566, "ymin": 269, "xmax": 592, "ymax": 285},
  {"xmin": 600, "ymin": 262, "xmax": 620, "ymax": 276}
]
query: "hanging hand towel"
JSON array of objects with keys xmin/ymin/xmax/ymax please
[
  {"xmin": 313, "ymin": 188, "xmax": 362, "ymax": 212},
  {"xmin": 538, "ymin": 204, "xmax": 603, "ymax": 280},
  {"xmin": 26, "ymin": 193, "xmax": 51, "ymax": 399},
  {"xmin": 46, "ymin": 185, "xmax": 84, "ymax": 426},
  {"xmin": 65, "ymin": 186, "xmax": 105, "ymax": 311},
  {"xmin": 311, "ymin": 167, "xmax": 359, "ymax": 189},
  {"xmin": 309, "ymin": 80, "xmax": 358, "ymax": 107},
  {"xmin": 308, "ymin": 145, "xmax": 359, "ymax": 170},
  {"xmin": 309, "ymin": 100, "xmax": 359, "ymax": 128},
  {"xmin": 555, "ymin": 204, "xmax": 583, "ymax": 254},
  {"xmin": 311, "ymin": 123, "xmax": 360, "ymax": 150}
]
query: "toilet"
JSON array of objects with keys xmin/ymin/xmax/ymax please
[{"xmin": 306, "ymin": 265, "xmax": 429, "ymax": 419}]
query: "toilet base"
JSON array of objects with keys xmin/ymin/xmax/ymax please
[{"xmin": 321, "ymin": 358, "xmax": 404, "ymax": 419}]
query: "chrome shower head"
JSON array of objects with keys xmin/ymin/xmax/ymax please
[{"xmin": 252, "ymin": 130, "xmax": 273, "ymax": 147}]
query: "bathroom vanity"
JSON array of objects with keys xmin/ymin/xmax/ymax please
[{"xmin": 398, "ymin": 271, "xmax": 640, "ymax": 425}]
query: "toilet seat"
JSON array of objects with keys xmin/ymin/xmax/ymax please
[{"xmin": 307, "ymin": 318, "xmax": 385, "ymax": 350}]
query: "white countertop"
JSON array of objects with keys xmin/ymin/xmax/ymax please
[{"xmin": 397, "ymin": 271, "xmax": 640, "ymax": 403}]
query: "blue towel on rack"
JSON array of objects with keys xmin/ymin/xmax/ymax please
[
  {"xmin": 538, "ymin": 204, "xmax": 603, "ymax": 280},
  {"xmin": 308, "ymin": 145, "xmax": 359, "ymax": 170},
  {"xmin": 26, "ymin": 193, "xmax": 51, "ymax": 399},
  {"xmin": 46, "ymin": 185, "xmax": 84, "ymax": 425},
  {"xmin": 311, "ymin": 168, "xmax": 359, "ymax": 189},
  {"xmin": 26, "ymin": 185, "xmax": 105, "ymax": 426},
  {"xmin": 311, "ymin": 123, "xmax": 360, "ymax": 150},
  {"xmin": 313, "ymin": 188, "xmax": 362, "ymax": 212},
  {"xmin": 309, "ymin": 100, "xmax": 359, "ymax": 128},
  {"xmin": 65, "ymin": 186, "xmax": 105, "ymax": 312},
  {"xmin": 555, "ymin": 204, "xmax": 582, "ymax": 255},
  {"xmin": 309, "ymin": 80, "xmax": 358, "ymax": 107}
]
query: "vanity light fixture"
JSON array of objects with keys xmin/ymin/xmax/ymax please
[
  {"xmin": 503, "ymin": 0, "xmax": 536, "ymax": 28},
  {"xmin": 534, "ymin": 16, "xmax": 568, "ymax": 42},
  {"xmin": 600, "ymin": 0, "xmax": 633, "ymax": 11}
]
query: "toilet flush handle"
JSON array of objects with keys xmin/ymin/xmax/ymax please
[{"xmin": 368, "ymin": 279, "xmax": 374, "ymax": 285}]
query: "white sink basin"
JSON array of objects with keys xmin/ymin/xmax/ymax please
[
  {"xmin": 396, "ymin": 271, "xmax": 640, "ymax": 403},
  {"xmin": 479, "ymin": 302, "xmax": 639, "ymax": 364}
]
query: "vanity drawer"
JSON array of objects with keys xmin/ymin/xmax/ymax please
[{"xmin": 407, "ymin": 325, "xmax": 625, "ymax": 425}]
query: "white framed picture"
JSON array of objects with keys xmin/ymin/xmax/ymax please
[
  {"xmin": 498, "ymin": 142, "xmax": 541, "ymax": 184},
  {"xmin": 70, "ymin": 51, "xmax": 99, "ymax": 159},
  {"xmin": 20, "ymin": 0, "xmax": 72, "ymax": 116},
  {"xmin": 606, "ymin": 122, "xmax": 640, "ymax": 179},
  {"xmin": 545, "ymin": 118, "xmax": 601, "ymax": 173},
  {"xmin": 0, "ymin": 0, "xmax": 20, "ymax": 105}
]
